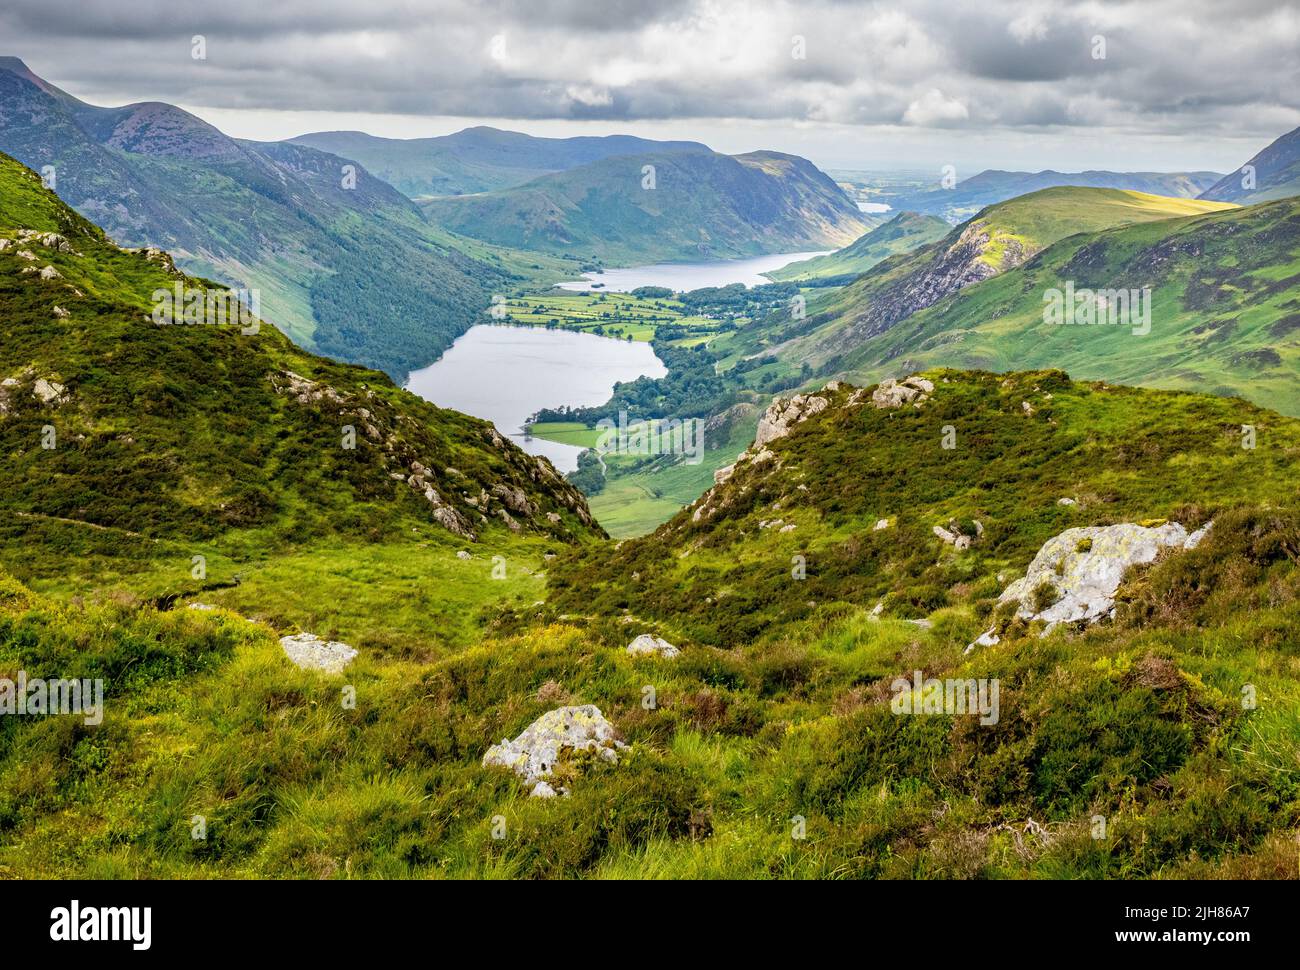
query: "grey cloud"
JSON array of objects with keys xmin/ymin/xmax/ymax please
[{"xmin": 0, "ymin": 0, "xmax": 1295, "ymax": 138}]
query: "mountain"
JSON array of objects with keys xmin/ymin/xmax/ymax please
[
  {"xmin": 1200, "ymin": 126, "xmax": 1300, "ymax": 205},
  {"xmin": 0, "ymin": 57, "xmax": 542, "ymax": 380},
  {"xmin": 289, "ymin": 126, "xmax": 711, "ymax": 198},
  {"xmin": 821, "ymin": 197, "xmax": 1300, "ymax": 416},
  {"xmin": 0, "ymin": 151, "xmax": 600, "ymax": 602},
  {"xmin": 418, "ymin": 149, "xmax": 875, "ymax": 264},
  {"xmin": 895, "ymin": 169, "xmax": 1223, "ymax": 223},
  {"xmin": 747, "ymin": 187, "xmax": 1236, "ymax": 368},
  {"xmin": 763, "ymin": 211, "xmax": 950, "ymax": 283}
]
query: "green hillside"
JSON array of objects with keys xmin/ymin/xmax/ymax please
[
  {"xmin": 828, "ymin": 198, "xmax": 1300, "ymax": 416},
  {"xmin": 764, "ymin": 211, "xmax": 950, "ymax": 283},
  {"xmin": 744, "ymin": 187, "xmax": 1236, "ymax": 368},
  {"xmin": 0, "ymin": 152, "xmax": 600, "ymax": 621},
  {"xmin": 893, "ymin": 168, "xmax": 1223, "ymax": 223},
  {"xmin": 419, "ymin": 149, "xmax": 874, "ymax": 264}
]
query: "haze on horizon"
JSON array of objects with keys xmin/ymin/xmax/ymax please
[{"xmin": 2, "ymin": 0, "xmax": 1297, "ymax": 174}]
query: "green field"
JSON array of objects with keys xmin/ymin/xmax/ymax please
[{"xmin": 500, "ymin": 291, "xmax": 720, "ymax": 345}]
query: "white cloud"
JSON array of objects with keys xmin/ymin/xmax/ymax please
[{"xmin": 903, "ymin": 88, "xmax": 970, "ymax": 126}]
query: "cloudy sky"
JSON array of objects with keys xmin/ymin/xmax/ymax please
[{"xmin": 3, "ymin": 0, "xmax": 1298, "ymax": 172}]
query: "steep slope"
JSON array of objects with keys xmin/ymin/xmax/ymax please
[
  {"xmin": 537, "ymin": 370, "xmax": 1300, "ymax": 877},
  {"xmin": 419, "ymin": 149, "xmax": 874, "ymax": 264},
  {"xmin": 0, "ymin": 58, "xmax": 520, "ymax": 380},
  {"xmin": 764, "ymin": 211, "xmax": 950, "ymax": 283},
  {"xmin": 824, "ymin": 197, "xmax": 1300, "ymax": 415},
  {"xmin": 897, "ymin": 168, "xmax": 1223, "ymax": 223},
  {"xmin": 749, "ymin": 188, "xmax": 1235, "ymax": 367},
  {"xmin": 0, "ymin": 152, "xmax": 600, "ymax": 595},
  {"xmin": 290, "ymin": 126, "xmax": 710, "ymax": 198},
  {"xmin": 1200, "ymin": 126, "xmax": 1300, "ymax": 204}
]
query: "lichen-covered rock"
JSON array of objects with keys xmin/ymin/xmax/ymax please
[
  {"xmin": 755, "ymin": 393, "xmax": 828, "ymax": 447},
  {"xmin": 32, "ymin": 378, "xmax": 68, "ymax": 405},
  {"xmin": 626, "ymin": 634, "xmax": 680, "ymax": 658},
  {"xmin": 279, "ymin": 633, "xmax": 358, "ymax": 674},
  {"xmin": 985, "ymin": 521, "xmax": 1212, "ymax": 640},
  {"xmin": 872, "ymin": 375, "xmax": 934, "ymax": 408},
  {"xmin": 482, "ymin": 704, "xmax": 627, "ymax": 795}
]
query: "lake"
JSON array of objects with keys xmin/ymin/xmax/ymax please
[
  {"xmin": 555, "ymin": 250, "xmax": 830, "ymax": 292},
  {"xmin": 405, "ymin": 325, "xmax": 666, "ymax": 472}
]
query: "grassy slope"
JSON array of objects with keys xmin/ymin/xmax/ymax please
[
  {"xmin": 3, "ymin": 366, "xmax": 1300, "ymax": 878},
  {"xmin": 419, "ymin": 149, "xmax": 873, "ymax": 264},
  {"xmin": 835, "ymin": 198, "xmax": 1300, "ymax": 416},
  {"xmin": 765, "ymin": 211, "xmax": 951, "ymax": 282}
]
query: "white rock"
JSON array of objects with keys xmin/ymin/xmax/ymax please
[
  {"xmin": 279, "ymin": 633, "xmax": 358, "ymax": 674},
  {"xmin": 1057, "ymin": 497, "xmax": 1076, "ymax": 506},
  {"xmin": 755, "ymin": 393, "xmax": 829, "ymax": 447},
  {"xmin": 872, "ymin": 375, "xmax": 933, "ymax": 408},
  {"xmin": 998, "ymin": 521, "xmax": 1207, "ymax": 632},
  {"xmin": 482, "ymin": 705, "xmax": 626, "ymax": 792},
  {"xmin": 873, "ymin": 518, "xmax": 890, "ymax": 530},
  {"xmin": 456, "ymin": 550, "xmax": 472, "ymax": 560},
  {"xmin": 626, "ymin": 634, "xmax": 680, "ymax": 659},
  {"xmin": 32, "ymin": 378, "xmax": 67, "ymax": 405}
]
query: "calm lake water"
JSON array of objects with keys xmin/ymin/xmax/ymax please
[
  {"xmin": 555, "ymin": 251, "xmax": 830, "ymax": 292},
  {"xmin": 405, "ymin": 325, "xmax": 666, "ymax": 472}
]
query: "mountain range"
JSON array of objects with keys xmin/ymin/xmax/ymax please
[
  {"xmin": 290, "ymin": 127, "xmax": 711, "ymax": 198},
  {"xmin": 419, "ymin": 149, "xmax": 875, "ymax": 264}
]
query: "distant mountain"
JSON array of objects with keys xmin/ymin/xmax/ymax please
[
  {"xmin": 0, "ymin": 57, "xmax": 525, "ymax": 380},
  {"xmin": 895, "ymin": 169, "xmax": 1223, "ymax": 223},
  {"xmin": 1200, "ymin": 126, "xmax": 1300, "ymax": 204},
  {"xmin": 748, "ymin": 187, "xmax": 1235, "ymax": 368},
  {"xmin": 419, "ymin": 149, "xmax": 875, "ymax": 264},
  {"xmin": 289, "ymin": 126, "xmax": 711, "ymax": 198},
  {"xmin": 763, "ymin": 211, "xmax": 949, "ymax": 283}
]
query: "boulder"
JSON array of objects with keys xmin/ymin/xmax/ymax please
[
  {"xmin": 626, "ymin": 634, "xmax": 680, "ymax": 658},
  {"xmin": 32, "ymin": 378, "xmax": 68, "ymax": 405},
  {"xmin": 279, "ymin": 633, "xmax": 358, "ymax": 674},
  {"xmin": 482, "ymin": 705, "xmax": 627, "ymax": 794},
  {"xmin": 966, "ymin": 520, "xmax": 1214, "ymax": 651},
  {"xmin": 872, "ymin": 376, "xmax": 933, "ymax": 408}
]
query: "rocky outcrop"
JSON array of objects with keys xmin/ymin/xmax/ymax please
[
  {"xmin": 871, "ymin": 376, "xmax": 933, "ymax": 408},
  {"xmin": 966, "ymin": 520, "xmax": 1213, "ymax": 651},
  {"xmin": 755, "ymin": 392, "xmax": 829, "ymax": 447},
  {"xmin": 279, "ymin": 633, "xmax": 358, "ymax": 674},
  {"xmin": 482, "ymin": 705, "xmax": 627, "ymax": 797},
  {"xmin": 626, "ymin": 634, "xmax": 680, "ymax": 658}
]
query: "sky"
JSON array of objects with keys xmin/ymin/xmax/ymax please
[{"xmin": 2, "ymin": 0, "xmax": 1298, "ymax": 174}]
